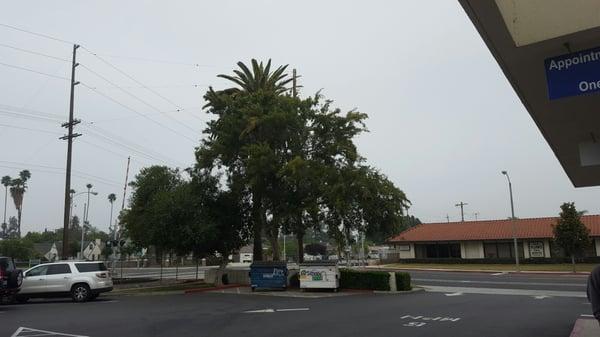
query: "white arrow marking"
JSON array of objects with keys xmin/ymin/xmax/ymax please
[
  {"xmin": 534, "ymin": 295, "xmax": 550, "ymax": 299},
  {"xmin": 276, "ymin": 308, "xmax": 310, "ymax": 312},
  {"xmin": 445, "ymin": 292, "xmax": 463, "ymax": 297},
  {"xmin": 244, "ymin": 309, "xmax": 275, "ymax": 313}
]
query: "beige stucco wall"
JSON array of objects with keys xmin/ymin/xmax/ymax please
[
  {"xmin": 396, "ymin": 243, "xmax": 415, "ymax": 259},
  {"xmin": 523, "ymin": 241, "xmax": 530, "ymax": 259},
  {"xmin": 461, "ymin": 241, "xmax": 484, "ymax": 259},
  {"xmin": 543, "ymin": 240, "xmax": 551, "ymax": 258},
  {"xmin": 595, "ymin": 239, "xmax": 600, "ymax": 257}
]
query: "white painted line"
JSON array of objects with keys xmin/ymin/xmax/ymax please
[
  {"xmin": 424, "ymin": 285, "xmax": 586, "ymax": 298},
  {"xmin": 533, "ymin": 295, "xmax": 550, "ymax": 299},
  {"xmin": 445, "ymin": 292, "xmax": 463, "ymax": 297},
  {"xmin": 413, "ymin": 278, "xmax": 585, "ymax": 287},
  {"xmin": 244, "ymin": 309, "xmax": 275, "ymax": 313},
  {"xmin": 491, "ymin": 272, "xmax": 507, "ymax": 276},
  {"xmin": 581, "ymin": 314, "xmax": 595, "ymax": 317},
  {"xmin": 276, "ymin": 308, "xmax": 310, "ymax": 312},
  {"xmin": 12, "ymin": 327, "xmax": 89, "ymax": 337}
]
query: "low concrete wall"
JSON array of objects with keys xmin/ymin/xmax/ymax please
[
  {"xmin": 205, "ymin": 266, "xmax": 299, "ymax": 286},
  {"xmin": 205, "ymin": 268, "xmax": 251, "ymax": 285}
]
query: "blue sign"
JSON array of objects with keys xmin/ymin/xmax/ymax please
[{"xmin": 545, "ymin": 46, "xmax": 600, "ymax": 100}]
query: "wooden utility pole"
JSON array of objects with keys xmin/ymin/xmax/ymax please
[
  {"xmin": 117, "ymin": 156, "xmax": 131, "ymax": 240},
  {"xmin": 60, "ymin": 44, "xmax": 81, "ymax": 260},
  {"xmin": 455, "ymin": 202, "xmax": 468, "ymax": 222},
  {"xmin": 292, "ymin": 68, "xmax": 297, "ymax": 98}
]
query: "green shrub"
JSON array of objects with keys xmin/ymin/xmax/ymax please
[
  {"xmin": 340, "ymin": 269, "xmax": 390, "ymax": 291},
  {"xmin": 395, "ymin": 272, "xmax": 411, "ymax": 291}
]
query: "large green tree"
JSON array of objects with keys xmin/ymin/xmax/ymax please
[{"xmin": 553, "ymin": 202, "xmax": 591, "ymax": 272}]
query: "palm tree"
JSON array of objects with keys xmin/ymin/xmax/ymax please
[
  {"xmin": 9, "ymin": 169, "xmax": 31, "ymax": 238},
  {"xmin": 204, "ymin": 59, "xmax": 293, "ymax": 108},
  {"xmin": 107, "ymin": 193, "xmax": 117, "ymax": 237},
  {"xmin": 1, "ymin": 175, "xmax": 10, "ymax": 228}
]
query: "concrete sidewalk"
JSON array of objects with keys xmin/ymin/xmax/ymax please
[
  {"xmin": 370, "ymin": 265, "xmax": 591, "ymax": 276},
  {"xmin": 570, "ymin": 318, "xmax": 600, "ymax": 337}
]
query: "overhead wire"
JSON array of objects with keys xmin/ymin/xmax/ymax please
[
  {"xmin": 79, "ymin": 63, "xmax": 202, "ymax": 136},
  {"xmin": 0, "ymin": 61, "xmax": 70, "ymax": 80},
  {"xmin": 79, "ymin": 82, "xmax": 197, "ymax": 143},
  {"xmin": 0, "ymin": 22, "xmax": 74, "ymax": 45},
  {"xmin": 80, "ymin": 47, "xmax": 207, "ymax": 128},
  {"xmin": 0, "ymin": 42, "xmax": 70, "ymax": 62}
]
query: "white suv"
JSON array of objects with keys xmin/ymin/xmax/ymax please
[{"xmin": 17, "ymin": 261, "xmax": 113, "ymax": 303}]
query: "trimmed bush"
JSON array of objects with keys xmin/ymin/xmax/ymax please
[
  {"xmin": 340, "ymin": 269, "xmax": 390, "ymax": 291},
  {"xmin": 395, "ymin": 272, "xmax": 411, "ymax": 291}
]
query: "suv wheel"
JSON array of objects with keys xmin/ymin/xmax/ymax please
[{"xmin": 71, "ymin": 284, "xmax": 91, "ymax": 302}]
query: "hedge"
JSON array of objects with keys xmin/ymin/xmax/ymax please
[
  {"xmin": 395, "ymin": 272, "xmax": 411, "ymax": 291},
  {"xmin": 340, "ymin": 269, "xmax": 390, "ymax": 291}
]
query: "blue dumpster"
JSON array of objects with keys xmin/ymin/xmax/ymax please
[{"xmin": 250, "ymin": 261, "xmax": 288, "ymax": 291}]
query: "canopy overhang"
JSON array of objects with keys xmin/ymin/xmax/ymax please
[{"xmin": 459, "ymin": 0, "xmax": 600, "ymax": 187}]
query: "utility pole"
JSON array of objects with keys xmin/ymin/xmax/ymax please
[
  {"xmin": 455, "ymin": 202, "xmax": 468, "ymax": 222},
  {"xmin": 292, "ymin": 69, "xmax": 297, "ymax": 98},
  {"xmin": 60, "ymin": 44, "xmax": 81, "ymax": 260}
]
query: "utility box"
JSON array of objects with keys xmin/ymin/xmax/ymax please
[
  {"xmin": 249, "ymin": 261, "xmax": 288, "ymax": 291},
  {"xmin": 299, "ymin": 261, "xmax": 339, "ymax": 291}
]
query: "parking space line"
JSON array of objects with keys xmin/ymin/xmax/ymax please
[{"xmin": 11, "ymin": 327, "xmax": 89, "ymax": 337}]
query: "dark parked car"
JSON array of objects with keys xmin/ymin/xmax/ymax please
[{"xmin": 0, "ymin": 256, "xmax": 23, "ymax": 302}]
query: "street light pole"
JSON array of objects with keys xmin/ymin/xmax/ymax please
[{"xmin": 502, "ymin": 171, "xmax": 520, "ymax": 272}]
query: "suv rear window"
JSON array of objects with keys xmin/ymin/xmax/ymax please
[
  {"xmin": 0, "ymin": 258, "xmax": 15, "ymax": 272},
  {"xmin": 75, "ymin": 262, "xmax": 107, "ymax": 273}
]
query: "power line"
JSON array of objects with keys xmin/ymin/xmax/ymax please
[
  {"xmin": 79, "ymin": 64, "xmax": 201, "ymax": 136},
  {"xmin": 79, "ymin": 82, "xmax": 197, "ymax": 143},
  {"xmin": 0, "ymin": 22, "xmax": 74, "ymax": 45},
  {"xmin": 0, "ymin": 61, "xmax": 70, "ymax": 80},
  {"xmin": 91, "ymin": 53, "xmax": 214, "ymax": 68},
  {"xmin": 0, "ymin": 122, "xmax": 62, "ymax": 135},
  {"xmin": 80, "ymin": 47, "xmax": 205, "ymax": 127},
  {"xmin": 0, "ymin": 161, "xmax": 122, "ymax": 188},
  {"xmin": 81, "ymin": 125, "xmax": 186, "ymax": 167},
  {"xmin": 0, "ymin": 43, "xmax": 70, "ymax": 62}
]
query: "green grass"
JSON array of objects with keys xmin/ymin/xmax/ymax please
[{"xmin": 383, "ymin": 263, "xmax": 596, "ymax": 272}]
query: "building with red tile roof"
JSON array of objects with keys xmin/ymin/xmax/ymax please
[{"xmin": 386, "ymin": 215, "xmax": 600, "ymax": 260}]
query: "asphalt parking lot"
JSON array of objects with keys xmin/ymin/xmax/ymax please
[{"xmin": 1, "ymin": 285, "xmax": 589, "ymax": 337}]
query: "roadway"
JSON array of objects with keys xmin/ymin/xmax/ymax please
[{"xmin": 1, "ymin": 269, "xmax": 592, "ymax": 336}]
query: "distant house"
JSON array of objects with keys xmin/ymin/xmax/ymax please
[
  {"xmin": 387, "ymin": 215, "xmax": 600, "ymax": 261},
  {"xmin": 33, "ymin": 242, "xmax": 60, "ymax": 262},
  {"xmin": 231, "ymin": 245, "xmax": 253, "ymax": 263},
  {"xmin": 82, "ymin": 239, "xmax": 104, "ymax": 261}
]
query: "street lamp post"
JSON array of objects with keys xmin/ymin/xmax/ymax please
[
  {"xmin": 501, "ymin": 171, "xmax": 520, "ymax": 272},
  {"xmin": 79, "ymin": 184, "xmax": 97, "ymax": 260}
]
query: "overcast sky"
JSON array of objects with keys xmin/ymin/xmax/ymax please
[{"xmin": 1, "ymin": 1, "xmax": 599, "ymax": 235}]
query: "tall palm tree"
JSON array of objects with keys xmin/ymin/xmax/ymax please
[
  {"xmin": 1, "ymin": 175, "xmax": 10, "ymax": 228},
  {"xmin": 9, "ymin": 169, "xmax": 31, "ymax": 238},
  {"xmin": 107, "ymin": 193, "xmax": 116, "ymax": 237},
  {"xmin": 204, "ymin": 59, "xmax": 293, "ymax": 108}
]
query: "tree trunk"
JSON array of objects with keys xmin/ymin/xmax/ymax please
[
  {"xmin": 252, "ymin": 193, "xmax": 263, "ymax": 261},
  {"xmin": 268, "ymin": 233, "xmax": 280, "ymax": 261},
  {"xmin": 17, "ymin": 207, "xmax": 22, "ymax": 238},
  {"xmin": 571, "ymin": 254, "xmax": 576, "ymax": 273},
  {"xmin": 297, "ymin": 232, "xmax": 304, "ymax": 263}
]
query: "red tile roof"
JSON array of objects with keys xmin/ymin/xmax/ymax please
[{"xmin": 388, "ymin": 215, "xmax": 600, "ymax": 243}]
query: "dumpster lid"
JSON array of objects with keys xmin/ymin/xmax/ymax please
[
  {"xmin": 250, "ymin": 261, "xmax": 287, "ymax": 268},
  {"xmin": 299, "ymin": 260, "xmax": 338, "ymax": 267}
]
